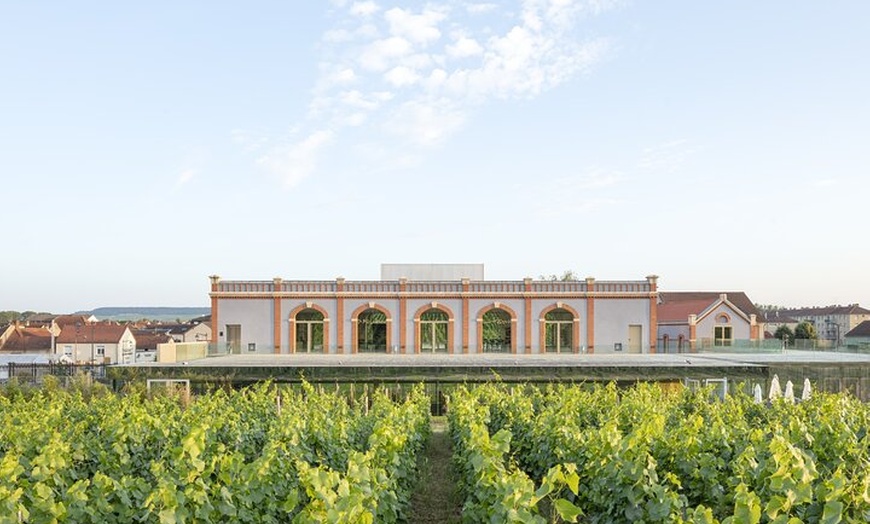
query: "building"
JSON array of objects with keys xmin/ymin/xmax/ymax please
[
  {"xmin": 0, "ymin": 322, "xmax": 53, "ymax": 354},
  {"xmin": 55, "ymin": 323, "xmax": 136, "ymax": 364},
  {"xmin": 208, "ymin": 265, "xmax": 659, "ymax": 355},
  {"xmin": 776, "ymin": 304, "xmax": 870, "ymax": 345},
  {"xmin": 656, "ymin": 292, "xmax": 763, "ymax": 351},
  {"xmin": 844, "ymin": 321, "xmax": 870, "ymax": 348}
]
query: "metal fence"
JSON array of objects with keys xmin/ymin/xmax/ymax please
[{"xmin": 4, "ymin": 363, "xmax": 107, "ymax": 384}]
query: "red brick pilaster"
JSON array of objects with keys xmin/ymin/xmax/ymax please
[
  {"xmin": 336, "ymin": 277, "xmax": 345, "ymax": 353},
  {"xmin": 209, "ymin": 275, "xmax": 220, "ymax": 346},
  {"xmin": 399, "ymin": 277, "xmax": 407, "ymax": 354},
  {"xmin": 461, "ymin": 278, "xmax": 470, "ymax": 354},
  {"xmin": 647, "ymin": 275, "xmax": 658, "ymax": 354},
  {"xmin": 523, "ymin": 278, "xmax": 532, "ymax": 354},
  {"xmin": 273, "ymin": 277, "xmax": 282, "ymax": 354},
  {"xmin": 586, "ymin": 277, "xmax": 595, "ymax": 353}
]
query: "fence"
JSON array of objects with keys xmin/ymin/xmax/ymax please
[{"xmin": 4, "ymin": 363, "xmax": 107, "ymax": 384}]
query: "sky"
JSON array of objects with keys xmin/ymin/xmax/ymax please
[{"xmin": 2, "ymin": 1, "xmax": 869, "ymax": 313}]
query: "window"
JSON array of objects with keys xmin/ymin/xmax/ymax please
[
  {"xmin": 420, "ymin": 309, "xmax": 448, "ymax": 352},
  {"xmin": 247, "ymin": 342, "xmax": 256, "ymax": 352},
  {"xmin": 63, "ymin": 345, "xmax": 73, "ymax": 357},
  {"xmin": 714, "ymin": 326, "xmax": 733, "ymax": 347},
  {"xmin": 96, "ymin": 345, "xmax": 105, "ymax": 356},
  {"xmin": 482, "ymin": 309, "xmax": 511, "ymax": 353},
  {"xmin": 358, "ymin": 309, "xmax": 387, "ymax": 352},
  {"xmin": 544, "ymin": 309, "xmax": 573, "ymax": 353},
  {"xmin": 296, "ymin": 308, "xmax": 325, "ymax": 353}
]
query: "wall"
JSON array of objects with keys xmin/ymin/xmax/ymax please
[
  {"xmin": 217, "ymin": 299, "xmax": 274, "ymax": 354},
  {"xmin": 593, "ymin": 299, "xmax": 650, "ymax": 353}
]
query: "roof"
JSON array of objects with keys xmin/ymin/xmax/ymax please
[
  {"xmin": 657, "ymin": 299, "xmax": 716, "ymax": 323},
  {"xmin": 658, "ymin": 292, "xmax": 761, "ymax": 320},
  {"xmin": 53, "ymin": 315, "xmax": 93, "ymax": 327},
  {"xmin": 845, "ymin": 320, "xmax": 870, "ymax": 338},
  {"xmin": 0, "ymin": 326, "xmax": 53, "ymax": 352},
  {"xmin": 131, "ymin": 331, "xmax": 174, "ymax": 350},
  {"xmin": 778, "ymin": 304, "xmax": 870, "ymax": 317},
  {"xmin": 56, "ymin": 323, "xmax": 129, "ymax": 344},
  {"xmin": 23, "ymin": 313, "xmax": 56, "ymax": 324}
]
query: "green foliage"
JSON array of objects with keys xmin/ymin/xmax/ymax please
[
  {"xmin": 0, "ymin": 381, "xmax": 430, "ymax": 523},
  {"xmin": 773, "ymin": 325, "xmax": 795, "ymax": 343},
  {"xmin": 449, "ymin": 382, "xmax": 870, "ymax": 523},
  {"xmin": 795, "ymin": 321, "xmax": 818, "ymax": 340}
]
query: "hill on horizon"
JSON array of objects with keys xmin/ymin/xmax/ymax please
[{"xmin": 78, "ymin": 307, "xmax": 211, "ymax": 322}]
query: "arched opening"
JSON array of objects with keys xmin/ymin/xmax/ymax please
[
  {"xmin": 419, "ymin": 309, "xmax": 449, "ymax": 353},
  {"xmin": 358, "ymin": 309, "xmax": 388, "ymax": 353},
  {"xmin": 481, "ymin": 309, "xmax": 512, "ymax": 353},
  {"xmin": 295, "ymin": 308, "xmax": 324, "ymax": 353},
  {"xmin": 544, "ymin": 308, "xmax": 574, "ymax": 353},
  {"xmin": 662, "ymin": 334, "xmax": 670, "ymax": 353}
]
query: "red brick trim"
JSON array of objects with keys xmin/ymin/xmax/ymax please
[
  {"xmin": 476, "ymin": 303, "xmax": 518, "ymax": 354},
  {"xmin": 350, "ymin": 303, "xmax": 392, "ymax": 354},
  {"xmin": 336, "ymin": 278, "xmax": 345, "ymax": 352},
  {"xmin": 399, "ymin": 279, "xmax": 407, "ymax": 354},
  {"xmin": 538, "ymin": 303, "xmax": 582, "ymax": 354},
  {"xmin": 462, "ymin": 278, "xmax": 470, "ymax": 354},
  {"xmin": 412, "ymin": 303, "xmax": 456, "ymax": 354},
  {"xmin": 273, "ymin": 297, "xmax": 282, "ymax": 354},
  {"xmin": 210, "ymin": 296, "xmax": 219, "ymax": 348},
  {"xmin": 288, "ymin": 303, "xmax": 330, "ymax": 354},
  {"xmin": 649, "ymin": 296, "xmax": 657, "ymax": 354}
]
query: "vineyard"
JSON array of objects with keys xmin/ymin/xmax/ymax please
[
  {"xmin": 1, "ymin": 379, "xmax": 869, "ymax": 523},
  {"xmin": 449, "ymin": 383, "xmax": 870, "ymax": 523},
  {"xmin": 0, "ymin": 380, "xmax": 429, "ymax": 523}
]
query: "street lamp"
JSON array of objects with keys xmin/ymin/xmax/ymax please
[{"xmin": 826, "ymin": 320, "xmax": 841, "ymax": 349}]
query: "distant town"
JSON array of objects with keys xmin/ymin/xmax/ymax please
[{"xmin": 2, "ymin": 265, "xmax": 869, "ymax": 365}]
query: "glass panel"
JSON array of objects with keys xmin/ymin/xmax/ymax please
[
  {"xmin": 434, "ymin": 322, "xmax": 448, "ymax": 350},
  {"xmin": 421, "ymin": 323, "xmax": 433, "ymax": 350},
  {"xmin": 545, "ymin": 323, "xmax": 557, "ymax": 350},
  {"xmin": 296, "ymin": 323, "xmax": 308, "ymax": 351},
  {"xmin": 421, "ymin": 309, "xmax": 448, "ymax": 322},
  {"xmin": 545, "ymin": 309, "xmax": 573, "ymax": 322},
  {"xmin": 296, "ymin": 308, "xmax": 324, "ymax": 321},
  {"xmin": 482, "ymin": 309, "xmax": 511, "ymax": 352},
  {"xmin": 560, "ymin": 322, "xmax": 572, "ymax": 352},
  {"xmin": 312, "ymin": 322, "xmax": 324, "ymax": 351},
  {"xmin": 359, "ymin": 309, "xmax": 387, "ymax": 352}
]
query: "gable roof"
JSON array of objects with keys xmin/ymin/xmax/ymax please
[
  {"xmin": 131, "ymin": 331, "xmax": 173, "ymax": 350},
  {"xmin": 56, "ymin": 323, "xmax": 129, "ymax": 344},
  {"xmin": 778, "ymin": 304, "xmax": 870, "ymax": 317},
  {"xmin": 53, "ymin": 315, "xmax": 94, "ymax": 328},
  {"xmin": 0, "ymin": 326, "xmax": 53, "ymax": 352},
  {"xmin": 845, "ymin": 320, "xmax": 870, "ymax": 338},
  {"xmin": 659, "ymin": 292, "xmax": 761, "ymax": 321}
]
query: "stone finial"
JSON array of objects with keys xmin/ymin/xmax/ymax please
[{"xmin": 209, "ymin": 275, "xmax": 221, "ymax": 285}]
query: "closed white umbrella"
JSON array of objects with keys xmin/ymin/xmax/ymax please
[
  {"xmin": 801, "ymin": 378, "xmax": 812, "ymax": 401},
  {"xmin": 769, "ymin": 374, "xmax": 782, "ymax": 400},
  {"xmin": 753, "ymin": 383, "xmax": 764, "ymax": 404},
  {"xmin": 784, "ymin": 380, "xmax": 795, "ymax": 403}
]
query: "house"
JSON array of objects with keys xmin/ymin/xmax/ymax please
[
  {"xmin": 0, "ymin": 322, "xmax": 53, "ymax": 354},
  {"xmin": 775, "ymin": 304, "xmax": 870, "ymax": 346},
  {"xmin": 844, "ymin": 321, "xmax": 870, "ymax": 348},
  {"xmin": 209, "ymin": 265, "xmax": 660, "ymax": 355},
  {"xmin": 131, "ymin": 330, "xmax": 174, "ymax": 363},
  {"xmin": 657, "ymin": 292, "xmax": 763, "ymax": 352},
  {"xmin": 55, "ymin": 323, "xmax": 136, "ymax": 364},
  {"xmin": 166, "ymin": 322, "xmax": 211, "ymax": 343},
  {"xmin": 763, "ymin": 310, "xmax": 800, "ymax": 338}
]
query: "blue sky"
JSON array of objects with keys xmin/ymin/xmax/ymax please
[{"xmin": 2, "ymin": 1, "xmax": 869, "ymax": 313}]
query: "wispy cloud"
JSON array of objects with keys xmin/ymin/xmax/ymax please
[
  {"xmin": 255, "ymin": 0, "xmax": 619, "ymax": 187},
  {"xmin": 528, "ymin": 169, "xmax": 623, "ymax": 218},
  {"xmin": 637, "ymin": 139, "xmax": 694, "ymax": 173}
]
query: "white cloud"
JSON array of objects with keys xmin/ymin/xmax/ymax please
[
  {"xmin": 384, "ymin": 66, "xmax": 421, "ymax": 87},
  {"xmin": 359, "ymin": 36, "xmax": 413, "ymax": 71},
  {"xmin": 384, "ymin": 99, "xmax": 466, "ymax": 146},
  {"xmin": 638, "ymin": 139, "xmax": 693, "ymax": 173},
  {"xmin": 384, "ymin": 7, "xmax": 446, "ymax": 45},
  {"xmin": 350, "ymin": 1, "xmax": 380, "ymax": 17},
  {"xmin": 257, "ymin": 130, "xmax": 334, "ymax": 188},
  {"xmin": 446, "ymin": 36, "xmax": 483, "ymax": 58},
  {"xmin": 177, "ymin": 168, "xmax": 197, "ymax": 186},
  {"xmin": 466, "ymin": 3, "xmax": 498, "ymax": 15},
  {"xmin": 256, "ymin": 1, "xmax": 618, "ymax": 187}
]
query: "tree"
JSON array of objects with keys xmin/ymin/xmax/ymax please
[
  {"xmin": 774, "ymin": 325, "xmax": 794, "ymax": 344},
  {"xmin": 794, "ymin": 321, "xmax": 818, "ymax": 340},
  {"xmin": 539, "ymin": 270, "xmax": 580, "ymax": 282}
]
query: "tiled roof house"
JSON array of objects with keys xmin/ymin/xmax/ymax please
[{"xmin": 657, "ymin": 292, "xmax": 763, "ymax": 351}]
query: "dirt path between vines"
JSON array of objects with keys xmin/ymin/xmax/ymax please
[{"xmin": 407, "ymin": 417, "xmax": 463, "ymax": 523}]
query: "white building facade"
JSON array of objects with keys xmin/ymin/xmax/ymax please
[{"xmin": 208, "ymin": 268, "xmax": 659, "ymax": 356}]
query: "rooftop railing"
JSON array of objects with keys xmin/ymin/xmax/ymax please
[{"xmin": 215, "ymin": 279, "xmax": 651, "ymax": 294}]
